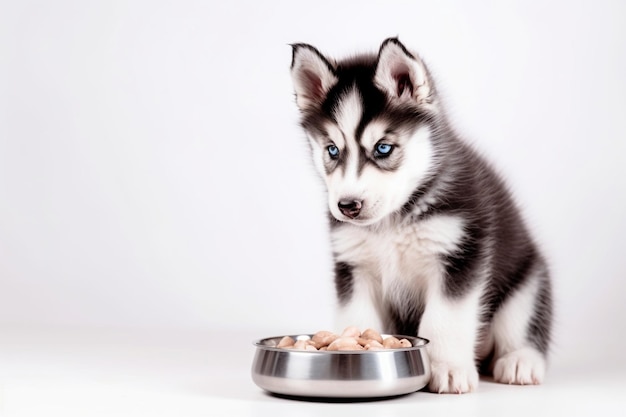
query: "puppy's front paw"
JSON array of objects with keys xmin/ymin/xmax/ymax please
[
  {"xmin": 428, "ymin": 361, "xmax": 479, "ymax": 394},
  {"xmin": 493, "ymin": 347, "xmax": 546, "ymax": 385}
]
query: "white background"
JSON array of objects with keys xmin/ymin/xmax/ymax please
[{"xmin": 1, "ymin": 1, "xmax": 626, "ymax": 415}]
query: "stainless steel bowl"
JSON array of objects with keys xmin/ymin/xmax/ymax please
[{"xmin": 251, "ymin": 334, "xmax": 430, "ymax": 398}]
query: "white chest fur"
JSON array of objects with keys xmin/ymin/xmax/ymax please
[{"xmin": 331, "ymin": 214, "xmax": 466, "ymax": 300}]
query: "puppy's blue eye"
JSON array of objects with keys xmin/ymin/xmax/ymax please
[
  {"xmin": 327, "ymin": 145, "xmax": 339, "ymax": 158},
  {"xmin": 375, "ymin": 143, "xmax": 393, "ymax": 157}
]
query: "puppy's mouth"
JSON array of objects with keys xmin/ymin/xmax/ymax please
[{"xmin": 339, "ymin": 216, "xmax": 379, "ymax": 226}]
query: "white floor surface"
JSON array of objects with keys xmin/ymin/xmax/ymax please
[{"xmin": 1, "ymin": 326, "xmax": 625, "ymax": 417}]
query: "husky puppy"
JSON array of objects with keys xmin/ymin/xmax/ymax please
[{"xmin": 289, "ymin": 38, "xmax": 552, "ymax": 393}]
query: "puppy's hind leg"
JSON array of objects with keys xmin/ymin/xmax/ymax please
[{"xmin": 490, "ymin": 267, "xmax": 552, "ymax": 385}]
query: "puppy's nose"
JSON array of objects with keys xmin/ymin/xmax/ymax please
[{"xmin": 338, "ymin": 199, "xmax": 362, "ymax": 219}]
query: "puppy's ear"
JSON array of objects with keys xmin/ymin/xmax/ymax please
[
  {"xmin": 374, "ymin": 38, "xmax": 432, "ymax": 104},
  {"xmin": 290, "ymin": 44, "xmax": 337, "ymax": 111}
]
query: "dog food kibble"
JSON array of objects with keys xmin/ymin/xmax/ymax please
[
  {"xmin": 278, "ymin": 327, "xmax": 414, "ymax": 351},
  {"xmin": 277, "ymin": 336, "xmax": 295, "ymax": 348},
  {"xmin": 399, "ymin": 338, "xmax": 413, "ymax": 348},
  {"xmin": 311, "ymin": 330, "xmax": 338, "ymax": 347},
  {"xmin": 327, "ymin": 336, "xmax": 364, "ymax": 351},
  {"xmin": 293, "ymin": 339, "xmax": 318, "ymax": 351},
  {"xmin": 361, "ymin": 328, "xmax": 384, "ymax": 344},
  {"xmin": 340, "ymin": 325, "xmax": 362, "ymax": 338},
  {"xmin": 382, "ymin": 336, "xmax": 402, "ymax": 349}
]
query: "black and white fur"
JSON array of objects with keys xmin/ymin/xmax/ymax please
[{"xmin": 289, "ymin": 38, "xmax": 552, "ymax": 393}]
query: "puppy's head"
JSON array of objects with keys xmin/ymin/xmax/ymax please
[{"xmin": 291, "ymin": 38, "xmax": 440, "ymax": 226}]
